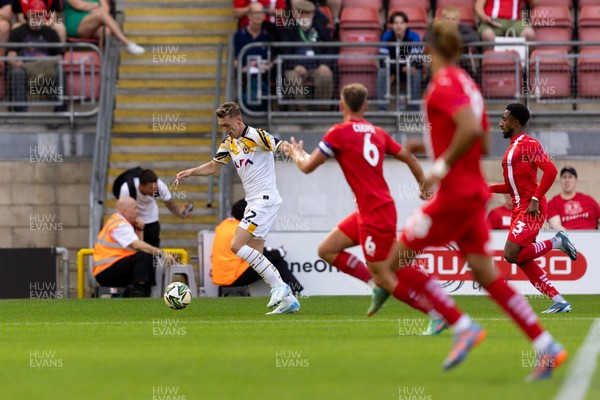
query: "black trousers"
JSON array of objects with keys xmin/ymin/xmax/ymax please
[
  {"xmin": 225, "ymin": 249, "xmax": 304, "ymax": 293},
  {"xmin": 95, "ymin": 252, "xmax": 156, "ymax": 287},
  {"xmin": 144, "ymin": 221, "xmax": 160, "ymax": 247}
]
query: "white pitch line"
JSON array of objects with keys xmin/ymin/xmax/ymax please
[
  {"xmin": 0, "ymin": 317, "xmax": 596, "ymax": 327},
  {"xmin": 555, "ymin": 318, "xmax": 600, "ymax": 400}
]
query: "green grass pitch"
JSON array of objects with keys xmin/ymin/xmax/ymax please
[{"xmin": 1, "ymin": 295, "xmax": 599, "ymax": 400}]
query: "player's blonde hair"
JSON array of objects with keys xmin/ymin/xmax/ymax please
[
  {"xmin": 215, "ymin": 102, "xmax": 242, "ymax": 119},
  {"xmin": 428, "ymin": 19, "xmax": 463, "ymax": 62},
  {"xmin": 341, "ymin": 83, "xmax": 367, "ymax": 113}
]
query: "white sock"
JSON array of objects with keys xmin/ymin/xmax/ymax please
[
  {"xmin": 236, "ymin": 245, "xmax": 284, "ymax": 288},
  {"xmin": 552, "ymin": 294, "xmax": 566, "ymax": 303},
  {"xmin": 533, "ymin": 331, "xmax": 553, "ymax": 352},
  {"xmin": 550, "ymin": 235, "xmax": 563, "ymax": 249},
  {"xmin": 428, "ymin": 310, "xmax": 443, "ymax": 320},
  {"xmin": 451, "ymin": 315, "xmax": 473, "ymax": 334}
]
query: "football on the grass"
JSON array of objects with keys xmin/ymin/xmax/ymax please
[{"xmin": 164, "ymin": 282, "xmax": 192, "ymax": 309}]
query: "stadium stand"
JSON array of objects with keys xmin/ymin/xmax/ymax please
[
  {"xmin": 578, "ymin": 6, "xmax": 600, "ymax": 47},
  {"xmin": 434, "ymin": 5, "xmax": 477, "ymax": 28},
  {"xmin": 389, "ymin": 0, "xmax": 431, "ymax": 12},
  {"xmin": 388, "ymin": 6, "xmax": 428, "ymax": 39},
  {"xmin": 529, "ymin": 49, "xmax": 572, "ymax": 99},
  {"xmin": 479, "ymin": 50, "xmax": 522, "ymax": 99},
  {"xmin": 436, "ymin": 0, "xmax": 475, "ymax": 8},
  {"xmin": 530, "ymin": 5, "xmax": 573, "ymax": 51},
  {"xmin": 577, "ymin": 49, "xmax": 600, "ymax": 98}
]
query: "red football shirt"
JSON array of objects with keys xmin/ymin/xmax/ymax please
[
  {"xmin": 484, "ymin": 0, "xmax": 524, "ymax": 20},
  {"xmin": 424, "ymin": 65, "xmax": 490, "ymax": 201},
  {"xmin": 319, "ymin": 119, "xmax": 402, "ymax": 226},
  {"xmin": 487, "ymin": 205, "xmax": 513, "ymax": 229},
  {"xmin": 547, "ymin": 192, "xmax": 600, "ymax": 230},
  {"xmin": 500, "ymin": 133, "xmax": 552, "ymax": 212},
  {"xmin": 234, "ymin": 0, "xmax": 287, "ymax": 29}
]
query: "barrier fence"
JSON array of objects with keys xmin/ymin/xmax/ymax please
[
  {"xmin": 236, "ymin": 40, "xmax": 600, "ymax": 117},
  {"xmin": 0, "ymin": 42, "xmax": 101, "ymax": 118}
]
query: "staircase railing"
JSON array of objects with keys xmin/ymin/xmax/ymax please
[{"xmin": 88, "ymin": 37, "xmax": 119, "ymax": 247}]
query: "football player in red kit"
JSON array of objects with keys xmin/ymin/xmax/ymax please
[
  {"xmin": 362, "ymin": 20, "xmax": 565, "ymax": 380},
  {"xmin": 491, "ymin": 103, "xmax": 575, "ymax": 314}
]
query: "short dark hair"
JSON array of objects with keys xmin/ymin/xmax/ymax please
[
  {"xmin": 560, "ymin": 166, "xmax": 577, "ymax": 178},
  {"xmin": 389, "ymin": 11, "xmax": 409, "ymax": 25},
  {"xmin": 231, "ymin": 199, "xmax": 247, "ymax": 221},
  {"xmin": 139, "ymin": 169, "xmax": 158, "ymax": 185},
  {"xmin": 505, "ymin": 103, "xmax": 530, "ymax": 126}
]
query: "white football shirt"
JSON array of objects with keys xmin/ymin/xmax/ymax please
[{"xmin": 119, "ymin": 177, "xmax": 172, "ymax": 224}]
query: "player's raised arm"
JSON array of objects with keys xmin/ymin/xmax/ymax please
[
  {"xmin": 175, "ymin": 160, "xmax": 222, "ymax": 184},
  {"xmin": 288, "ymin": 136, "xmax": 327, "ymax": 174}
]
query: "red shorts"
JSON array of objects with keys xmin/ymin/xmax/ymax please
[
  {"xmin": 338, "ymin": 209, "xmax": 397, "ymax": 263},
  {"xmin": 508, "ymin": 199, "xmax": 547, "ymax": 247},
  {"xmin": 400, "ymin": 195, "xmax": 490, "ymax": 256}
]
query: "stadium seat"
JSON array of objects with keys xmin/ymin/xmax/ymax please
[
  {"xmin": 534, "ymin": 0, "xmax": 572, "ymax": 7},
  {"xmin": 64, "ymin": 51, "xmax": 101, "ymax": 101},
  {"xmin": 481, "ymin": 50, "xmax": 522, "ymax": 99},
  {"xmin": 530, "ymin": 6, "xmax": 573, "ymax": 51},
  {"xmin": 338, "ymin": 52, "xmax": 379, "ymax": 99},
  {"xmin": 578, "ymin": 6, "xmax": 600, "ymax": 47},
  {"xmin": 388, "ymin": 7, "xmax": 428, "ymax": 39},
  {"xmin": 436, "ymin": 0, "xmax": 474, "ymax": 8},
  {"xmin": 579, "ymin": 0, "xmax": 599, "ymax": 7},
  {"xmin": 339, "ymin": 29, "xmax": 381, "ymax": 44},
  {"xmin": 528, "ymin": 50, "xmax": 572, "ymax": 98},
  {"xmin": 388, "ymin": 0, "xmax": 431, "ymax": 11},
  {"xmin": 343, "ymin": 0, "xmax": 383, "ymax": 9},
  {"xmin": 434, "ymin": 6, "xmax": 476, "ymax": 29},
  {"xmin": 339, "ymin": 7, "xmax": 381, "ymax": 30},
  {"xmin": 577, "ymin": 49, "xmax": 600, "ymax": 98}
]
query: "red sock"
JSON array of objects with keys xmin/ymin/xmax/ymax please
[
  {"xmin": 391, "ymin": 277, "xmax": 435, "ymax": 315},
  {"xmin": 332, "ymin": 252, "xmax": 371, "ymax": 283},
  {"xmin": 394, "ymin": 267, "xmax": 462, "ymax": 325},
  {"xmin": 516, "ymin": 240, "xmax": 553, "ymax": 264},
  {"xmin": 485, "ymin": 276, "xmax": 543, "ymax": 341},
  {"xmin": 519, "ymin": 260, "xmax": 560, "ymax": 299}
]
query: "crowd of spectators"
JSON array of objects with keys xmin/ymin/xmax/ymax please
[{"xmin": 231, "ymin": 0, "xmax": 547, "ymax": 110}]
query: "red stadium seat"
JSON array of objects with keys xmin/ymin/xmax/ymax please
[
  {"xmin": 528, "ymin": 50, "xmax": 571, "ymax": 98},
  {"xmin": 343, "ymin": 0, "xmax": 383, "ymax": 9},
  {"xmin": 436, "ymin": 0, "xmax": 474, "ymax": 8},
  {"xmin": 64, "ymin": 51, "xmax": 101, "ymax": 100},
  {"xmin": 579, "ymin": 0, "xmax": 599, "ymax": 7},
  {"xmin": 578, "ymin": 6, "xmax": 600, "ymax": 47},
  {"xmin": 388, "ymin": 0, "xmax": 431, "ymax": 11},
  {"xmin": 340, "ymin": 7, "xmax": 381, "ymax": 30},
  {"xmin": 530, "ymin": 6, "xmax": 573, "ymax": 51},
  {"xmin": 435, "ymin": 5, "xmax": 476, "ymax": 29},
  {"xmin": 339, "ymin": 29, "xmax": 381, "ymax": 44},
  {"xmin": 338, "ymin": 53, "xmax": 378, "ymax": 98},
  {"xmin": 481, "ymin": 50, "xmax": 522, "ymax": 99},
  {"xmin": 388, "ymin": 7, "xmax": 427, "ymax": 39},
  {"xmin": 534, "ymin": 0, "xmax": 572, "ymax": 7},
  {"xmin": 577, "ymin": 49, "xmax": 600, "ymax": 98}
]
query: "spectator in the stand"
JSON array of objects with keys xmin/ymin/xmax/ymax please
[
  {"xmin": 280, "ymin": 0, "xmax": 334, "ymax": 110},
  {"xmin": 548, "ymin": 166, "xmax": 600, "ymax": 230},
  {"xmin": 64, "ymin": 0, "xmax": 145, "ymax": 55},
  {"xmin": 291, "ymin": 0, "xmax": 342, "ymax": 27},
  {"xmin": 376, "ymin": 11, "xmax": 423, "ymax": 111},
  {"xmin": 7, "ymin": 1, "xmax": 64, "ymax": 112},
  {"xmin": 12, "ymin": 0, "xmax": 66, "ymax": 42},
  {"xmin": 475, "ymin": 0, "xmax": 537, "ymax": 42},
  {"xmin": 234, "ymin": 2, "xmax": 274, "ymax": 111},
  {"xmin": 487, "ymin": 193, "xmax": 513, "ymax": 229},
  {"xmin": 212, "ymin": 199, "xmax": 304, "ymax": 295},
  {"xmin": 1, "ymin": 0, "xmax": 13, "ymax": 43},
  {"xmin": 233, "ymin": 0, "xmax": 287, "ymax": 31}
]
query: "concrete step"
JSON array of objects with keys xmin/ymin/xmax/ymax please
[
  {"xmin": 104, "ymin": 189, "xmax": 218, "ymax": 203},
  {"xmin": 115, "ymin": 101, "xmax": 221, "ymax": 110},
  {"xmin": 124, "ymin": 21, "xmax": 237, "ymax": 36},
  {"xmin": 118, "ymin": 64, "xmax": 221, "ymax": 75},
  {"xmin": 109, "ymin": 160, "xmax": 214, "ymax": 170},
  {"xmin": 117, "ymin": 79, "xmax": 223, "ymax": 90},
  {"xmin": 110, "ymin": 145, "xmax": 213, "ymax": 155},
  {"xmin": 107, "ymin": 168, "xmax": 217, "ymax": 179},
  {"xmin": 111, "ymin": 137, "xmax": 213, "ymax": 147},
  {"xmin": 109, "ymin": 152, "xmax": 212, "ymax": 162},
  {"xmin": 125, "ymin": 8, "xmax": 232, "ymax": 23},
  {"xmin": 113, "ymin": 123, "xmax": 213, "ymax": 134},
  {"xmin": 120, "ymin": 51, "xmax": 224, "ymax": 66},
  {"xmin": 115, "ymin": 88, "xmax": 217, "ymax": 97},
  {"xmin": 125, "ymin": 35, "xmax": 229, "ymax": 45},
  {"xmin": 104, "ymin": 198, "xmax": 218, "ymax": 210},
  {"xmin": 118, "ymin": 0, "xmax": 232, "ymax": 10},
  {"xmin": 114, "ymin": 109, "xmax": 215, "ymax": 119}
]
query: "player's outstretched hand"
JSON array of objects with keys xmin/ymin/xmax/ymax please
[
  {"xmin": 174, "ymin": 169, "xmax": 192, "ymax": 186},
  {"xmin": 289, "ymin": 136, "xmax": 305, "ymax": 160}
]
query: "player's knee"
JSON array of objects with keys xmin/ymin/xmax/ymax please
[{"xmin": 504, "ymin": 250, "xmax": 518, "ymax": 264}]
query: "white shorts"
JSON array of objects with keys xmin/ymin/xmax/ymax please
[{"xmin": 238, "ymin": 202, "xmax": 281, "ymax": 239}]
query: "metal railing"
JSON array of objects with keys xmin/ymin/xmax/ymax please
[
  {"xmin": 0, "ymin": 42, "xmax": 102, "ymax": 122},
  {"xmin": 236, "ymin": 40, "xmax": 600, "ymax": 118},
  {"xmin": 88, "ymin": 37, "xmax": 119, "ymax": 248}
]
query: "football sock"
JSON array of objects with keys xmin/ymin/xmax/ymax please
[
  {"xmin": 390, "ymin": 279, "xmax": 436, "ymax": 315},
  {"xmin": 332, "ymin": 252, "xmax": 371, "ymax": 283},
  {"xmin": 394, "ymin": 267, "xmax": 462, "ymax": 325},
  {"xmin": 485, "ymin": 276, "xmax": 544, "ymax": 341},
  {"xmin": 552, "ymin": 294, "xmax": 567, "ymax": 303},
  {"xmin": 550, "ymin": 235, "xmax": 563, "ymax": 249},
  {"xmin": 236, "ymin": 245, "xmax": 284, "ymax": 288},
  {"xmin": 519, "ymin": 260, "xmax": 560, "ymax": 299},
  {"xmin": 516, "ymin": 240, "xmax": 553, "ymax": 264}
]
